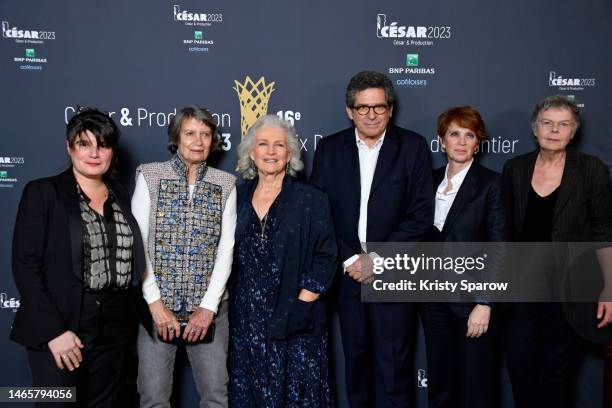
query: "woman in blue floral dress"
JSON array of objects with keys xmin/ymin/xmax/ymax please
[{"xmin": 229, "ymin": 115, "xmax": 337, "ymax": 407}]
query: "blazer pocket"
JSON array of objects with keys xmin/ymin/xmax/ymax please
[{"xmin": 285, "ymin": 298, "xmax": 316, "ymax": 338}]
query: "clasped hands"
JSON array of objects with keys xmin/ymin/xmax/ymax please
[
  {"xmin": 346, "ymin": 253, "xmax": 375, "ymax": 284},
  {"xmin": 149, "ymin": 300, "xmax": 214, "ymax": 342}
]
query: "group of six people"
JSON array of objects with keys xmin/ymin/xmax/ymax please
[{"xmin": 10, "ymin": 70, "xmax": 612, "ymax": 407}]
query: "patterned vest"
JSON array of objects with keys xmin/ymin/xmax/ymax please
[{"xmin": 136, "ymin": 154, "xmax": 235, "ymax": 316}]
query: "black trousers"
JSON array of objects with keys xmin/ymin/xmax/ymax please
[
  {"xmin": 503, "ymin": 303, "xmax": 581, "ymax": 408},
  {"xmin": 337, "ymin": 297, "xmax": 417, "ymax": 408},
  {"xmin": 420, "ymin": 303, "xmax": 499, "ymax": 408},
  {"xmin": 27, "ymin": 291, "xmax": 138, "ymax": 408}
]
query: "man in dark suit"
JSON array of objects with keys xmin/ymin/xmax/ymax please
[{"xmin": 310, "ymin": 71, "xmax": 434, "ymax": 407}]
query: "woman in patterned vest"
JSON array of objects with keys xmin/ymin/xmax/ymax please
[{"xmin": 132, "ymin": 106, "xmax": 236, "ymax": 408}]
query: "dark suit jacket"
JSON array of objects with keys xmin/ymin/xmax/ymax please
[
  {"xmin": 503, "ymin": 147, "xmax": 612, "ymax": 342},
  {"xmin": 10, "ymin": 169, "xmax": 152, "ymax": 349},
  {"xmin": 430, "ymin": 162, "xmax": 508, "ymax": 317},
  {"xmin": 310, "ymin": 125, "xmax": 434, "ymax": 297},
  {"xmin": 232, "ymin": 175, "xmax": 337, "ymax": 340}
]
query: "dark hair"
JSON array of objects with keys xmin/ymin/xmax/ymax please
[
  {"xmin": 437, "ymin": 106, "xmax": 487, "ymax": 142},
  {"xmin": 530, "ymin": 95, "xmax": 581, "ymax": 131},
  {"xmin": 66, "ymin": 107, "xmax": 120, "ymax": 175},
  {"xmin": 345, "ymin": 70, "xmax": 396, "ymax": 108},
  {"xmin": 167, "ymin": 106, "xmax": 221, "ymax": 153}
]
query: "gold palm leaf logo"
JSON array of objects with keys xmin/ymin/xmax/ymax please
[{"xmin": 233, "ymin": 76, "xmax": 275, "ymax": 139}]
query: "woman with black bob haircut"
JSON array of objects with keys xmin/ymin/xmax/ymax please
[{"xmin": 11, "ymin": 107, "xmax": 152, "ymax": 407}]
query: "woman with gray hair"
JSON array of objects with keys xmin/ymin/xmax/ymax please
[
  {"xmin": 228, "ymin": 114, "xmax": 337, "ymax": 407},
  {"xmin": 502, "ymin": 95, "xmax": 612, "ymax": 407},
  {"xmin": 131, "ymin": 106, "xmax": 236, "ymax": 407}
]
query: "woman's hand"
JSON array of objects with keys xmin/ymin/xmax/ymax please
[
  {"xmin": 149, "ymin": 300, "xmax": 180, "ymax": 341},
  {"xmin": 183, "ymin": 308, "xmax": 215, "ymax": 342},
  {"xmin": 298, "ymin": 289, "xmax": 320, "ymax": 302},
  {"xmin": 596, "ymin": 301, "xmax": 612, "ymax": 329},
  {"xmin": 466, "ymin": 305, "xmax": 491, "ymax": 338},
  {"xmin": 48, "ymin": 331, "xmax": 83, "ymax": 371}
]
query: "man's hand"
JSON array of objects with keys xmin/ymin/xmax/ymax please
[
  {"xmin": 346, "ymin": 254, "xmax": 374, "ymax": 283},
  {"xmin": 183, "ymin": 307, "xmax": 215, "ymax": 342},
  {"xmin": 48, "ymin": 331, "xmax": 83, "ymax": 371},
  {"xmin": 149, "ymin": 300, "xmax": 181, "ymax": 341}
]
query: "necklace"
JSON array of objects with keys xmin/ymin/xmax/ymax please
[
  {"xmin": 253, "ymin": 200, "xmax": 269, "ymax": 240},
  {"xmin": 253, "ymin": 181, "xmax": 281, "ymax": 241},
  {"xmin": 259, "ymin": 213, "xmax": 268, "ymax": 240}
]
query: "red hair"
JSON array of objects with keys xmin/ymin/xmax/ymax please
[{"xmin": 437, "ymin": 106, "xmax": 486, "ymax": 141}]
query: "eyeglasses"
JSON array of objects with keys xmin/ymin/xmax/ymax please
[
  {"xmin": 353, "ymin": 104, "xmax": 389, "ymax": 116},
  {"xmin": 537, "ymin": 119, "xmax": 575, "ymax": 131}
]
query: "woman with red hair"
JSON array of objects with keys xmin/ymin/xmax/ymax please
[{"xmin": 421, "ymin": 106, "xmax": 507, "ymax": 408}]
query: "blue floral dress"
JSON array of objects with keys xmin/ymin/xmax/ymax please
[{"xmin": 229, "ymin": 200, "xmax": 332, "ymax": 408}]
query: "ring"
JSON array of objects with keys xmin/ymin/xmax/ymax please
[{"xmin": 168, "ymin": 326, "xmax": 174, "ymax": 332}]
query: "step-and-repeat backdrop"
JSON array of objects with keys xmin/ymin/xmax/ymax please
[{"xmin": 1, "ymin": 1, "xmax": 610, "ymax": 406}]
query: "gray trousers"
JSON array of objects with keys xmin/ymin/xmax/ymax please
[{"xmin": 137, "ymin": 300, "xmax": 229, "ymax": 408}]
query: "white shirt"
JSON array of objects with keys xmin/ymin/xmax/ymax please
[
  {"xmin": 433, "ymin": 160, "xmax": 473, "ymax": 231},
  {"xmin": 131, "ymin": 172, "xmax": 237, "ymax": 314},
  {"xmin": 343, "ymin": 130, "xmax": 385, "ymax": 270}
]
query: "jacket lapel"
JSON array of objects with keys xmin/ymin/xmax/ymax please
[
  {"xmin": 235, "ymin": 178, "xmax": 257, "ymax": 242},
  {"xmin": 515, "ymin": 151, "xmax": 538, "ymax": 235},
  {"xmin": 271, "ymin": 175, "xmax": 293, "ymax": 238},
  {"xmin": 370, "ymin": 127, "xmax": 399, "ymax": 196},
  {"xmin": 342, "ymin": 131, "xmax": 361, "ymax": 200},
  {"xmin": 57, "ymin": 169, "xmax": 84, "ymax": 281},
  {"xmin": 553, "ymin": 148, "xmax": 579, "ymax": 223},
  {"xmin": 270, "ymin": 176, "xmax": 295, "ymax": 273},
  {"xmin": 442, "ymin": 164, "xmax": 479, "ymax": 235}
]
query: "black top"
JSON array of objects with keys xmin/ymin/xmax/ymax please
[
  {"xmin": 520, "ymin": 185, "xmax": 559, "ymax": 242},
  {"xmin": 77, "ymin": 184, "xmax": 134, "ymax": 291}
]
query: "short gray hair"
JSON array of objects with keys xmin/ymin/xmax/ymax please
[
  {"xmin": 531, "ymin": 95, "xmax": 581, "ymax": 131},
  {"xmin": 167, "ymin": 106, "xmax": 221, "ymax": 153},
  {"xmin": 236, "ymin": 114, "xmax": 304, "ymax": 180}
]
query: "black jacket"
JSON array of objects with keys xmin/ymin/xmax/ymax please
[
  {"xmin": 10, "ymin": 169, "xmax": 152, "ymax": 348},
  {"xmin": 232, "ymin": 175, "xmax": 337, "ymax": 340},
  {"xmin": 310, "ymin": 125, "xmax": 434, "ymax": 297},
  {"xmin": 430, "ymin": 162, "xmax": 508, "ymax": 316},
  {"xmin": 503, "ymin": 147, "xmax": 612, "ymax": 342}
]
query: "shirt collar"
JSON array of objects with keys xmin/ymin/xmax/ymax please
[
  {"xmin": 439, "ymin": 159, "xmax": 474, "ymax": 193},
  {"xmin": 171, "ymin": 153, "xmax": 208, "ymax": 181},
  {"xmin": 76, "ymin": 183, "xmax": 115, "ymax": 204},
  {"xmin": 354, "ymin": 129, "xmax": 386, "ymax": 150}
]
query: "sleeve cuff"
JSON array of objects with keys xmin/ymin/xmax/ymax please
[
  {"xmin": 300, "ymin": 275, "xmax": 326, "ymax": 294},
  {"xmin": 199, "ymin": 295, "xmax": 220, "ymax": 314},
  {"xmin": 342, "ymin": 254, "xmax": 359, "ymax": 273},
  {"xmin": 143, "ymin": 290, "xmax": 161, "ymax": 305}
]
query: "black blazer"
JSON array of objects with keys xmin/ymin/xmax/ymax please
[
  {"xmin": 10, "ymin": 169, "xmax": 152, "ymax": 349},
  {"xmin": 310, "ymin": 125, "xmax": 434, "ymax": 297},
  {"xmin": 430, "ymin": 162, "xmax": 508, "ymax": 316},
  {"xmin": 503, "ymin": 147, "xmax": 612, "ymax": 342},
  {"xmin": 432, "ymin": 162, "xmax": 506, "ymax": 243},
  {"xmin": 232, "ymin": 175, "xmax": 337, "ymax": 340}
]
